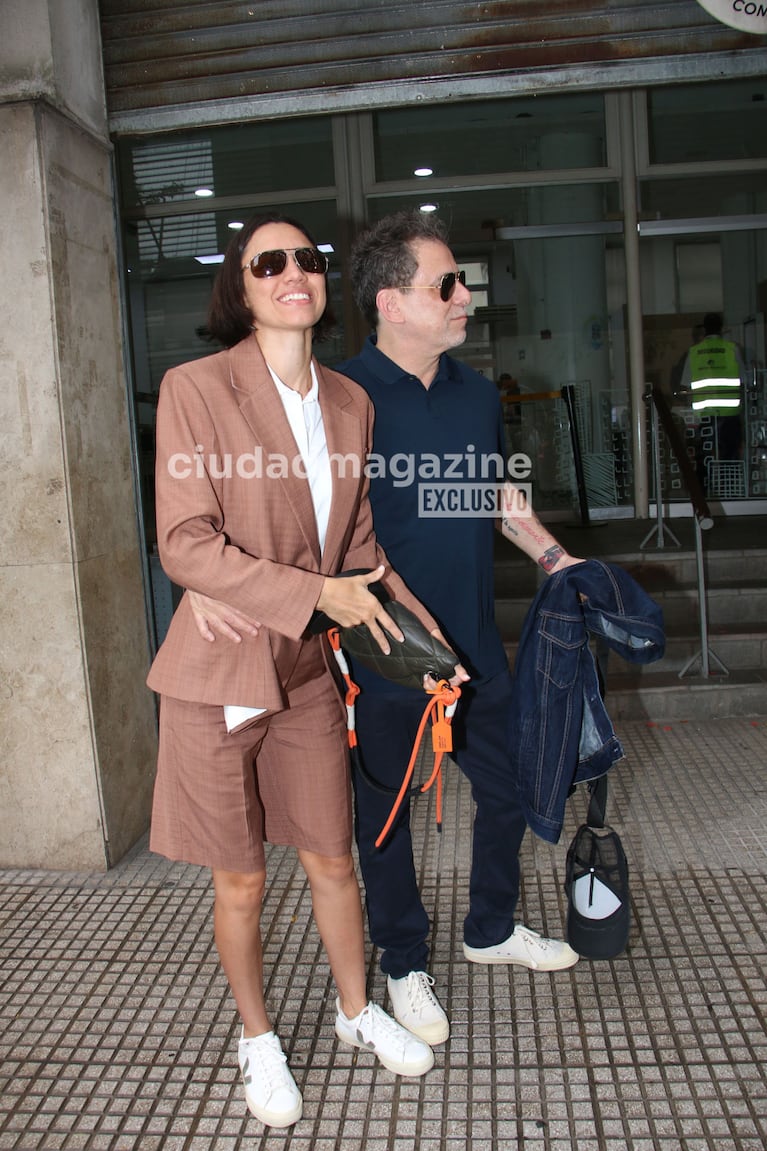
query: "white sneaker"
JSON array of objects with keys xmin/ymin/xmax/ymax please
[
  {"xmin": 463, "ymin": 924, "xmax": 580, "ymax": 971},
  {"xmin": 238, "ymin": 1030, "xmax": 303, "ymax": 1128},
  {"xmin": 334, "ymin": 998, "xmax": 435, "ymax": 1076},
  {"xmin": 387, "ymin": 971, "xmax": 450, "ymax": 1044}
]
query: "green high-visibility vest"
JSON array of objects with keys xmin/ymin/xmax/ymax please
[{"xmin": 688, "ymin": 336, "xmax": 741, "ymax": 414}]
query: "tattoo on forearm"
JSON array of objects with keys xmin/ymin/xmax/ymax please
[
  {"xmin": 502, "ymin": 516, "xmax": 520, "ymax": 538},
  {"xmin": 538, "ymin": 545, "xmax": 565, "ymax": 573}
]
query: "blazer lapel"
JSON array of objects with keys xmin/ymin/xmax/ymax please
[
  {"xmin": 317, "ymin": 364, "xmax": 367, "ymax": 575},
  {"xmin": 227, "ymin": 335, "xmax": 321, "ymax": 564}
]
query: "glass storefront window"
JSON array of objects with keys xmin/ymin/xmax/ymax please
[
  {"xmin": 117, "ymin": 117, "xmax": 335, "ymax": 211},
  {"xmin": 647, "ymin": 80, "xmax": 767, "ymax": 166},
  {"xmin": 495, "ymin": 233, "xmax": 631, "ymax": 511},
  {"xmin": 641, "ymin": 226, "xmax": 767, "ymax": 502},
  {"xmin": 367, "ymin": 182, "xmax": 621, "ymax": 242},
  {"xmin": 373, "ymin": 93, "xmax": 607, "ymax": 181},
  {"xmin": 641, "ymin": 172, "xmax": 767, "ymax": 220},
  {"xmin": 112, "ymin": 90, "xmax": 767, "ymax": 650},
  {"xmin": 367, "ymin": 188, "xmax": 629, "ymax": 511}
]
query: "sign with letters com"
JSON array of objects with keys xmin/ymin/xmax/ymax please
[{"xmin": 696, "ymin": 0, "xmax": 767, "ymax": 33}]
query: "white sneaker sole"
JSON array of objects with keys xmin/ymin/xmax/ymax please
[
  {"xmin": 243, "ymin": 1087, "xmax": 303, "ymax": 1127},
  {"xmin": 390, "ymin": 1011, "xmax": 450, "ymax": 1045}
]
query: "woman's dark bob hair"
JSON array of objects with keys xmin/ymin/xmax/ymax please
[{"xmin": 206, "ymin": 212, "xmax": 335, "ymax": 348}]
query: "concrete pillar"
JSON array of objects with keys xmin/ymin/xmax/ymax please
[{"xmin": 0, "ymin": 0, "xmax": 157, "ymax": 868}]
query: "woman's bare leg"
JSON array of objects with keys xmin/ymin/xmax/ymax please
[
  {"xmin": 212, "ymin": 868, "xmax": 270, "ymax": 1037},
  {"xmin": 298, "ymin": 849, "xmax": 367, "ymax": 1018}
]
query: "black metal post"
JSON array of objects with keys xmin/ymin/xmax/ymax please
[{"xmin": 560, "ymin": 383, "xmax": 591, "ymax": 527}]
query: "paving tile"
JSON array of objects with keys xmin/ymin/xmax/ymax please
[{"xmin": 1, "ymin": 718, "xmax": 766, "ymax": 1148}]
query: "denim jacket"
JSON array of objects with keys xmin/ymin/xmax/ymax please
[{"xmin": 510, "ymin": 559, "xmax": 665, "ymax": 844}]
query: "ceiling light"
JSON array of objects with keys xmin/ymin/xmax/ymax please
[
  {"xmin": 195, "ymin": 254, "xmax": 225, "ymax": 264},
  {"xmin": 414, "ymin": 167, "xmax": 433, "ymax": 177},
  {"xmin": 419, "ymin": 203, "xmax": 438, "ymax": 214},
  {"xmin": 318, "ymin": 243, "xmax": 335, "ymax": 253},
  {"xmin": 194, "ymin": 187, "xmax": 214, "ymax": 197},
  {"xmin": 228, "ymin": 220, "xmax": 244, "ymax": 230}
]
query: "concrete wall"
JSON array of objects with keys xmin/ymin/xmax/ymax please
[{"xmin": 0, "ymin": 0, "xmax": 157, "ymax": 869}]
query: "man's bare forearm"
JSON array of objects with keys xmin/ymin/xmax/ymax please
[{"xmin": 499, "ymin": 483, "xmax": 580, "ymax": 574}]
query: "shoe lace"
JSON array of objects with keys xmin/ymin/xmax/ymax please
[
  {"xmin": 515, "ymin": 925, "xmax": 551, "ymax": 955},
  {"xmin": 242, "ymin": 1037, "xmax": 290, "ymax": 1096},
  {"xmin": 357, "ymin": 1002, "xmax": 408, "ymax": 1051},
  {"xmin": 406, "ymin": 971, "xmax": 439, "ymax": 1014}
]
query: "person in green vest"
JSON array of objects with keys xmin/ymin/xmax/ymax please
[{"xmin": 680, "ymin": 312, "xmax": 746, "ymax": 462}]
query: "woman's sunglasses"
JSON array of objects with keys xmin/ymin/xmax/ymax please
[
  {"xmin": 243, "ymin": 247, "xmax": 329, "ymax": 278},
  {"xmin": 405, "ymin": 270, "xmax": 467, "ymax": 302}
]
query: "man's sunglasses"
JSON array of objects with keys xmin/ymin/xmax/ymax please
[
  {"xmin": 242, "ymin": 247, "xmax": 329, "ymax": 278},
  {"xmin": 405, "ymin": 270, "xmax": 467, "ymax": 302}
]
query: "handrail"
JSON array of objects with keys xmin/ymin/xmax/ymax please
[
  {"xmin": 643, "ymin": 387, "xmax": 727, "ymax": 679},
  {"xmin": 647, "ymin": 387, "xmax": 713, "ymax": 531}
]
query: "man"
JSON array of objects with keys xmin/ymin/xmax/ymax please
[
  {"xmin": 189, "ymin": 211, "xmax": 582, "ymax": 1047},
  {"xmin": 679, "ymin": 312, "xmax": 746, "ymax": 463}
]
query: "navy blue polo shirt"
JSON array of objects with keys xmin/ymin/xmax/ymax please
[{"xmin": 335, "ymin": 335, "xmax": 509, "ymax": 694}]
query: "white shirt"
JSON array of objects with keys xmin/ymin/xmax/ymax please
[
  {"xmin": 224, "ymin": 361, "xmax": 332, "ymax": 733},
  {"xmin": 269, "ymin": 362, "xmax": 332, "ymax": 554}
]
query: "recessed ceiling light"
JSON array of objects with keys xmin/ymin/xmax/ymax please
[
  {"xmin": 419, "ymin": 203, "xmax": 438, "ymax": 214},
  {"xmin": 414, "ymin": 167, "xmax": 433, "ymax": 177},
  {"xmin": 228, "ymin": 220, "xmax": 244, "ymax": 230},
  {"xmin": 195, "ymin": 254, "xmax": 225, "ymax": 264},
  {"xmin": 194, "ymin": 187, "xmax": 214, "ymax": 197},
  {"xmin": 318, "ymin": 243, "xmax": 335, "ymax": 253}
]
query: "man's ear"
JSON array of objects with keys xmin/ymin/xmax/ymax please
[{"xmin": 376, "ymin": 287, "xmax": 406, "ymax": 325}]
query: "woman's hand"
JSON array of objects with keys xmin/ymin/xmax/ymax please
[
  {"xmin": 316, "ymin": 566, "xmax": 404, "ymax": 654},
  {"xmin": 187, "ymin": 590, "xmax": 262, "ymax": 643}
]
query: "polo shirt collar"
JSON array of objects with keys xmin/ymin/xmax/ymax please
[{"xmin": 361, "ymin": 334, "xmax": 464, "ymax": 389}]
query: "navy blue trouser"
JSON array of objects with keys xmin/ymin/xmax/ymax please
[{"xmin": 352, "ymin": 669, "xmax": 528, "ymax": 978}]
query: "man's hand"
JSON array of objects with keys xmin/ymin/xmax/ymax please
[
  {"xmin": 424, "ymin": 627, "xmax": 471, "ymax": 691},
  {"xmin": 187, "ymin": 590, "xmax": 262, "ymax": 644},
  {"xmin": 316, "ymin": 566, "xmax": 404, "ymax": 654}
]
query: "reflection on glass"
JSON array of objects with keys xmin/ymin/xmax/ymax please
[
  {"xmin": 117, "ymin": 117, "xmax": 335, "ymax": 210},
  {"xmin": 641, "ymin": 172, "xmax": 767, "ymax": 219},
  {"xmin": 641, "ymin": 226, "xmax": 767, "ymax": 501},
  {"xmin": 647, "ymin": 80, "xmax": 767, "ymax": 166},
  {"xmin": 374, "ymin": 93, "xmax": 606, "ymax": 181},
  {"xmin": 367, "ymin": 183, "xmax": 619, "ymax": 243}
]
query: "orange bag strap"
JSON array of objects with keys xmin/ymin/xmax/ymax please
[
  {"xmin": 328, "ymin": 627, "xmax": 360, "ymax": 749},
  {"xmin": 326, "ymin": 628, "xmax": 461, "ymax": 848},
  {"xmin": 374, "ymin": 679, "xmax": 461, "ymax": 848}
]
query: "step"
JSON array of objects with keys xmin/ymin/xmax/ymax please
[
  {"xmin": 503, "ymin": 626, "xmax": 767, "ymax": 677},
  {"xmin": 497, "ymin": 596, "xmax": 767, "ymax": 639},
  {"xmin": 492, "ymin": 523, "xmax": 767, "ymax": 718},
  {"xmin": 499, "ymin": 655, "xmax": 767, "ymax": 721},
  {"xmin": 494, "ymin": 552, "xmax": 767, "ymax": 597},
  {"xmin": 605, "ymin": 670, "xmax": 767, "ymax": 722}
]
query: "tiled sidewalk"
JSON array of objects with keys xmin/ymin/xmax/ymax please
[{"xmin": 1, "ymin": 717, "xmax": 767, "ymax": 1150}]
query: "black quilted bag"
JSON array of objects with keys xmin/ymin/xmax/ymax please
[{"xmin": 308, "ymin": 570, "xmax": 456, "ymax": 690}]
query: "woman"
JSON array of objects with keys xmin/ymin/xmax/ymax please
[{"xmin": 147, "ymin": 213, "xmax": 450, "ymax": 1128}]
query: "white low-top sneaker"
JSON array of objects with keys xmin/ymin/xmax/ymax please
[
  {"xmin": 334, "ymin": 999, "xmax": 435, "ymax": 1076},
  {"xmin": 463, "ymin": 924, "xmax": 580, "ymax": 970},
  {"xmin": 238, "ymin": 1030, "xmax": 303, "ymax": 1128},
  {"xmin": 387, "ymin": 971, "xmax": 450, "ymax": 1044}
]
